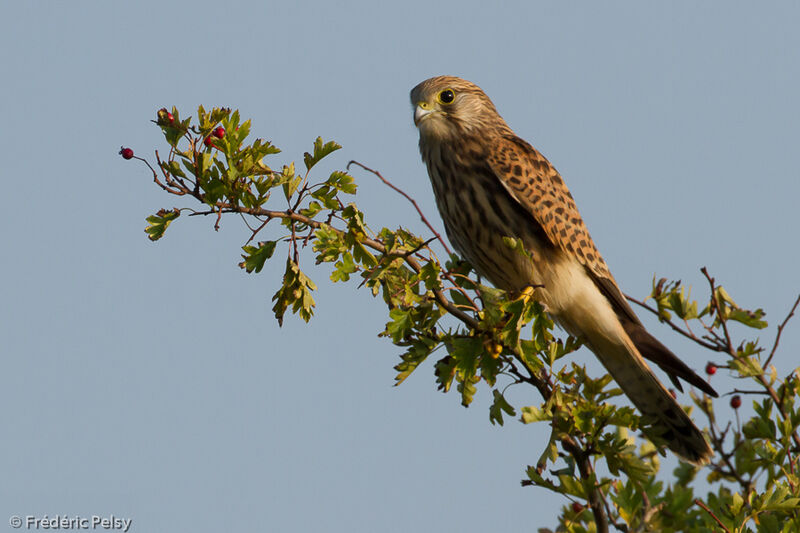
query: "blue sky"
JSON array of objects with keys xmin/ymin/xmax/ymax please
[{"xmin": 1, "ymin": 1, "xmax": 798, "ymax": 531}]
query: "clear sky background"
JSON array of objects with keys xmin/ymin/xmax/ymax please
[{"xmin": 1, "ymin": 2, "xmax": 798, "ymax": 532}]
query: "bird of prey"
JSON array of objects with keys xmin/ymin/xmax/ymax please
[{"xmin": 410, "ymin": 75, "xmax": 717, "ymax": 465}]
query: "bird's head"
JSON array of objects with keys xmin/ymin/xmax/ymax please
[{"xmin": 410, "ymin": 76, "xmax": 511, "ymax": 140}]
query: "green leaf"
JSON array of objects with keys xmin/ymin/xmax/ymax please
[
  {"xmin": 447, "ymin": 337, "xmax": 483, "ymax": 407},
  {"xmin": 502, "ymin": 236, "xmax": 533, "ymax": 259},
  {"xmin": 239, "ymin": 241, "xmax": 277, "ymax": 273},
  {"xmin": 730, "ymin": 355, "xmax": 764, "ymax": 377},
  {"xmin": 204, "ymin": 177, "xmax": 226, "ymax": 205},
  {"xmin": 385, "ymin": 308, "xmax": 414, "ymax": 343},
  {"xmin": 144, "ymin": 208, "xmax": 180, "ymax": 241},
  {"xmin": 162, "ymin": 159, "xmax": 186, "ymax": 179},
  {"xmin": 341, "ymin": 203, "xmax": 369, "ymax": 238},
  {"xmin": 300, "ymin": 200, "xmax": 323, "ymax": 219},
  {"xmin": 489, "ymin": 389, "xmax": 516, "ymax": 426},
  {"xmin": 313, "ymin": 224, "xmax": 347, "ymax": 263},
  {"xmin": 158, "ymin": 106, "xmax": 186, "ymax": 147},
  {"xmin": 310, "ymin": 185, "xmax": 340, "ymax": 210},
  {"xmin": 326, "ymin": 170, "xmax": 357, "ymax": 194},
  {"xmin": 521, "ymin": 405, "xmax": 551, "ymax": 424},
  {"xmin": 271, "ymin": 258, "xmax": 317, "ymax": 326},
  {"xmin": 394, "ymin": 337, "xmax": 438, "ymax": 386},
  {"xmin": 457, "ymin": 377, "xmax": 480, "ymax": 408},
  {"xmin": 434, "ymin": 355, "xmax": 456, "ymax": 393},
  {"xmin": 303, "ymin": 137, "xmax": 341, "ymax": 171},
  {"xmin": 727, "ymin": 307, "xmax": 768, "ymax": 329},
  {"xmin": 728, "ymin": 491, "xmax": 743, "ymax": 517},
  {"xmin": 352, "ymin": 241, "xmax": 378, "ymax": 268},
  {"xmin": 331, "ymin": 252, "xmax": 357, "ymax": 282},
  {"xmin": 250, "ymin": 138, "xmax": 281, "ymax": 162},
  {"xmin": 281, "ymin": 162, "xmax": 302, "ymax": 201}
]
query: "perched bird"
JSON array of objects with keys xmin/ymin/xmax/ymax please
[{"xmin": 410, "ymin": 75, "xmax": 717, "ymax": 465}]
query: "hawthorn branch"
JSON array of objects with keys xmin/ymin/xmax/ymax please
[
  {"xmin": 506, "ymin": 356, "xmax": 607, "ymax": 532},
  {"xmin": 348, "ymin": 160, "xmax": 452, "ymax": 256},
  {"xmin": 708, "ymin": 418, "xmax": 752, "ymax": 494},
  {"xmin": 698, "ymin": 270, "xmax": 800, "ymax": 450},
  {"xmin": 624, "ymin": 292, "xmax": 722, "ymax": 353},
  {"xmin": 701, "ymin": 267, "xmax": 735, "ymax": 354},
  {"xmin": 694, "ymin": 499, "xmax": 731, "ymax": 533},
  {"xmin": 561, "ymin": 437, "xmax": 609, "ymax": 533},
  {"xmin": 347, "ymin": 161, "xmax": 481, "ymax": 314},
  {"xmin": 187, "ymin": 203, "xmax": 479, "ymax": 329},
  {"xmin": 765, "ymin": 293, "xmax": 800, "ymax": 369},
  {"xmin": 139, "ymin": 151, "xmax": 186, "ymax": 196}
]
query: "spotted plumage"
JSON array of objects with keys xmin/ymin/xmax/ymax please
[{"xmin": 411, "ymin": 75, "xmax": 717, "ymax": 465}]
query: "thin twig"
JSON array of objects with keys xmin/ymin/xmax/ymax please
[
  {"xmin": 694, "ymin": 499, "xmax": 731, "ymax": 533},
  {"xmin": 139, "ymin": 152, "xmax": 186, "ymax": 196},
  {"xmin": 625, "ymin": 292, "xmax": 722, "ymax": 352},
  {"xmin": 238, "ymin": 212, "xmax": 257, "ymax": 233},
  {"xmin": 764, "ymin": 293, "xmax": 800, "ymax": 369},
  {"xmin": 701, "ymin": 267, "xmax": 734, "ymax": 354},
  {"xmin": 561, "ymin": 437, "xmax": 609, "ymax": 533},
  {"xmin": 697, "ymin": 269, "xmax": 800, "ymax": 450},
  {"xmin": 708, "ymin": 418, "xmax": 752, "ymax": 494},
  {"xmin": 214, "ymin": 207, "xmax": 222, "ymax": 231},
  {"xmin": 187, "ymin": 202, "xmax": 480, "ymax": 329},
  {"xmin": 348, "ymin": 160, "xmax": 453, "ymax": 256},
  {"xmin": 290, "ymin": 221, "xmax": 299, "ymax": 263},
  {"xmin": 244, "ymin": 217, "xmax": 271, "ymax": 245},
  {"xmin": 346, "ymin": 160, "xmax": 482, "ymax": 311},
  {"xmin": 730, "ymin": 389, "xmax": 769, "ymax": 396}
]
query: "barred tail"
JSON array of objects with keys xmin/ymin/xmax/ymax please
[{"xmin": 586, "ymin": 334, "xmax": 713, "ymax": 465}]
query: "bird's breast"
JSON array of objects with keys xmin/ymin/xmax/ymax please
[
  {"xmin": 424, "ymin": 151, "xmax": 550, "ymax": 291},
  {"xmin": 422, "ymin": 146, "xmax": 613, "ymax": 334}
]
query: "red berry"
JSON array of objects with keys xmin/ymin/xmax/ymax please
[
  {"xmin": 572, "ymin": 502, "xmax": 584, "ymax": 513},
  {"xmin": 204, "ymin": 136, "xmax": 215, "ymax": 148},
  {"xmin": 730, "ymin": 395, "xmax": 742, "ymax": 409},
  {"xmin": 705, "ymin": 362, "xmax": 717, "ymax": 375},
  {"xmin": 213, "ymin": 126, "xmax": 225, "ymax": 139},
  {"xmin": 119, "ymin": 147, "xmax": 134, "ymax": 160},
  {"xmin": 157, "ymin": 108, "xmax": 174, "ymax": 125}
]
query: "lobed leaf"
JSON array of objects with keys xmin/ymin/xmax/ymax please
[{"xmin": 144, "ymin": 208, "xmax": 180, "ymax": 241}]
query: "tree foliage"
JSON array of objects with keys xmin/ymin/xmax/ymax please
[{"xmin": 124, "ymin": 106, "xmax": 800, "ymax": 532}]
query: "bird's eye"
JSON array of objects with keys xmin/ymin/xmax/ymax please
[{"xmin": 437, "ymin": 89, "xmax": 455, "ymax": 105}]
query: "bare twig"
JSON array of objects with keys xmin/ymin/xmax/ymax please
[
  {"xmin": 701, "ymin": 267, "xmax": 734, "ymax": 354},
  {"xmin": 694, "ymin": 499, "xmax": 731, "ymax": 533},
  {"xmin": 187, "ymin": 202, "xmax": 480, "ymax": 329},
  {"xmin": 348, "ymin": 160, "xmax": 453, "ymax": 256},
  {"xmin": 346, "ymin": 160, "xmax": 481, "ymax": 312},
  {"xmin": 625, "ymin": 293, "xmax": 722, "ymax": 352},
  {"xmin": 729, "ymin": 388, "xmax": 769, "ymax": 396},
  {"xmin": 214, "ymin": 207, "xmax": 222, "ymax": 231},
  {"xmin": 244, "ymin": 217, "xmax": 271, "ymax": 245},
  {"xmin": 697, "ymin": 269, "xmax": 800, "ymax": 450},
  {"xmin": 708, "ymin": 418, "xmax": 752, "ymax": 494},
  {"xmin": 765, "ymin": 293, "xmax": 800, "ymax": 369},
  {"xmin": 290, "ymin": 221, "xmax": 299, "ymax": 263},
  {"xmin": 561, "ymin": 437, "xmax": 609, "ymax": 533},
  {"xmin": 139, "ymin": 151, "xmax": 186, "ymax": 196}
]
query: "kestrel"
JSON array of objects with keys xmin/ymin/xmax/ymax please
[{"xmin": 411, "ymin": 75, "xmax": 717, "ymax": 465}]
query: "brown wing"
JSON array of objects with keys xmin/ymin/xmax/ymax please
[
  {"xmin": 486, "ymin": 134, "xmax": 717, "ymax": 397},
  {"xmin": 485, "ymin": 135, "xmax": 620, "ymax": 288}
]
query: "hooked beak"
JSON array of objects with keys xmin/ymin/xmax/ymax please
[{"xmin": 413, "ymin": 102, "xmax": 434, "ymax": 126}]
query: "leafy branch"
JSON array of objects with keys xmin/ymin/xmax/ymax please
[{"xmin": 122, "ymin": 106, "xmax": 800, "ymax": 533}]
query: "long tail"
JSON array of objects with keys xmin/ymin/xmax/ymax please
[
  {"xmin": 622, "ymin": 320, "xmax": 717, "ymax": 397},
  {"xmin": 584, "ymin": 333, "xmax": 713, "ymax": 465}
]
